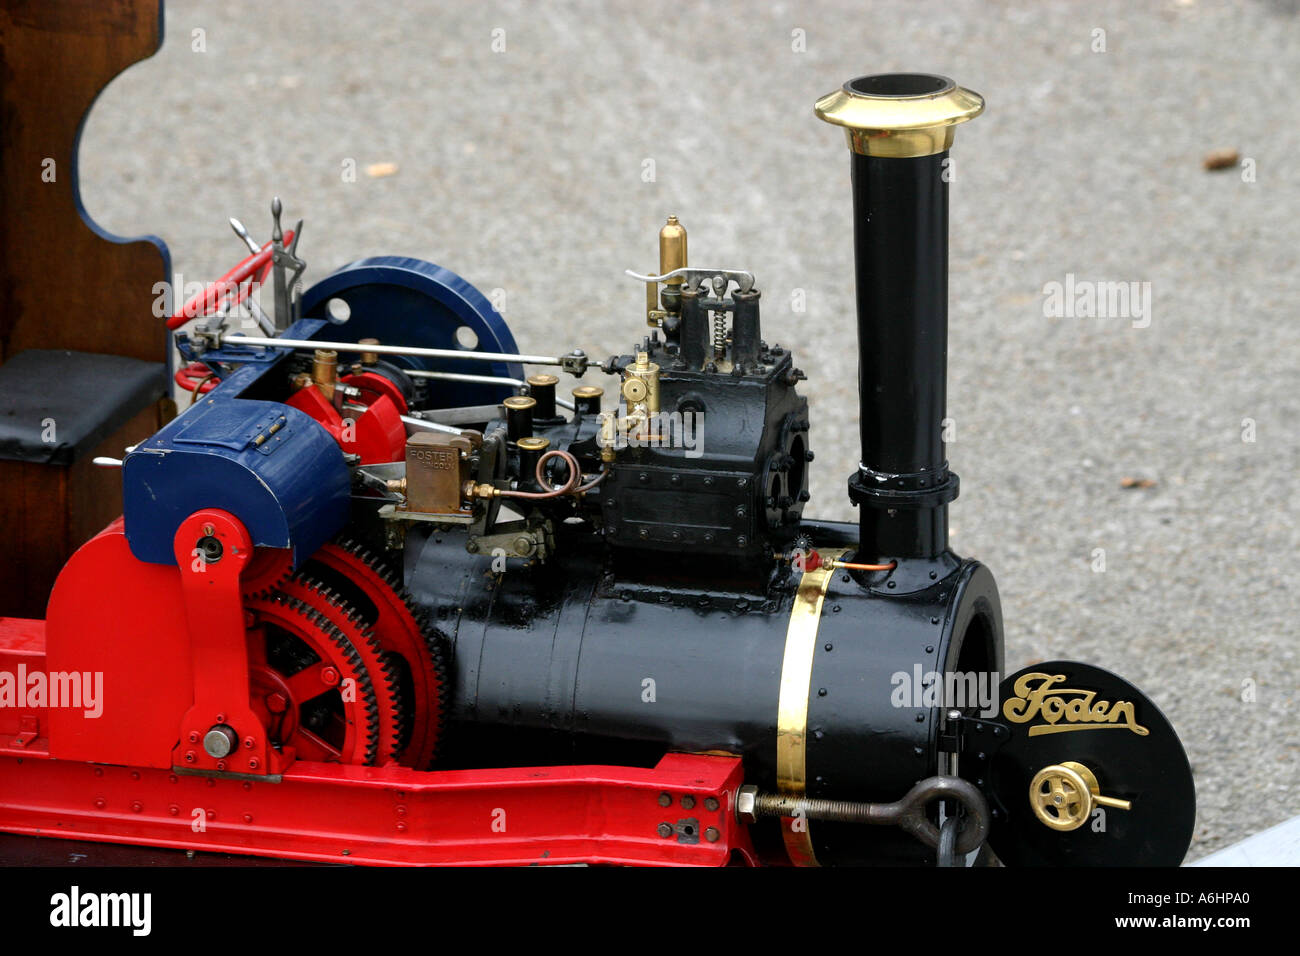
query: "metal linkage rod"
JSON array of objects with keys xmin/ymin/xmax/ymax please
[
  {"xmin": 223, "ymin": 334, "xmax": 573, "ymax": 369},
  {"xmin": 404, "ymin": 369, "xmax": 575, "ymax": 410}
]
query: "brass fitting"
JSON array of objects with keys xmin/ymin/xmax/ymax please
[
  {"xmin": 312, "ymin": 348, "xmax": 338, "ymax": 401},
  {"xmin": 622, "ymin": 351, "xmax": 660, "ymax": 416},
  {"xmin": 597, "ymin": 411, "xmax": 618, "ymax": 463},
  {"xmin": 465, "ymin": 481, "xmax": 500, "ymax": 500},
  {"xmin": 358, "ymin": 338, "xmax": 380, "ymax": 366}
]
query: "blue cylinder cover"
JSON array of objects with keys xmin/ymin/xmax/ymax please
[{"xmin": 122, "ymin": 397, "xmax": 350, "ymax": 566}]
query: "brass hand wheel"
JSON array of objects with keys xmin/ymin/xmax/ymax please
[{"xmin": 1029, "ymin": 761, "xmax": 1132, "ymax": 831}]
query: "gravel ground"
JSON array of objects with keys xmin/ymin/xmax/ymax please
[{"xmin": 78, "ymin": 0, "xmax": 1298, "ymax": 861}]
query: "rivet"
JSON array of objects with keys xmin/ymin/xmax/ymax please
[
  {"xmin": 681, "ymin": 795, "xmax": 696, "ymax": 810},
  {"xmin": 704, "ymin": 797, "xmax": 720, "ymax": 812},
  {"xmin": 705, "ymin": 827, "xmax": 720, "ymax": 843}
]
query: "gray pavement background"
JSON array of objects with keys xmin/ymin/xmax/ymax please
[{"xmin": 78, "ymin": 0, "xmax": 1298, "ymax": 861}]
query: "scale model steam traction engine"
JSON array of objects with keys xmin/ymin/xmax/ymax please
[{"xmin": 0, "ymin": 73, "xmax": 1195, "ymax": 866}]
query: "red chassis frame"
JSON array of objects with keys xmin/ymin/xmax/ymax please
[{"xmin": 0, "ymin": 511, "xmax": 756, "ymax": 866}]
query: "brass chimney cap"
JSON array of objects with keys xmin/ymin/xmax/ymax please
[{"xmin": 815, "ymin": 73, "xmax": 984, "ymax": 158}]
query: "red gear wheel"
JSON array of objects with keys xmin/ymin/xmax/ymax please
[
  {"xmin": 275, "ymin": 571, "xmax": 407, "ymax": 765},
  {"xmin": 244, "ymin": 590, "xmax": 383, "ymax": 766},
  {"xmin": 306, "ymin": 539, "xmax": 447, "ymax": 768}
]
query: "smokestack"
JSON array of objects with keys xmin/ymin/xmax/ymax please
[{"xmin": 814, "ymin": 74, "xmax": 983, "ymax": 562}]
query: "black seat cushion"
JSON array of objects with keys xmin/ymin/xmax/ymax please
[{"xmin": 0, "ymin": 349, "xmax": 166, "ymax": 465}]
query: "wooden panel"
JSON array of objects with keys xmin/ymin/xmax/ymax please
[
  {"xmin": 0, "ymin": 0, "xmax": 169, "ymax": 364},
  {"xmin": 0, "ymin": 401, "xmax": 165, "ymax": 619}
]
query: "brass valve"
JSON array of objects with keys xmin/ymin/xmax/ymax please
[{"xmin": 1029, "ymin": 761, "xmax": 1132, "ymax": 832}]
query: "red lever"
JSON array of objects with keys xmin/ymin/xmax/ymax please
[{"xmin": 166, "ymin": 230, "xmax": 293, "ymax": 330}]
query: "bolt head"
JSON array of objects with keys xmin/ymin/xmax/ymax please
[
  {"xmin": 656, "ymin": 823, "xmax": 673, "ymax": 839},
  {"xmin": 736, "ymin": 785, "xmax": 759, "ymax": 824},
  {"xmin": 203, "ymin": 724, "xmax": 238, "ymax": 759}
]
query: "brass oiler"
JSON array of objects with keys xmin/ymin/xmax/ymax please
[
  {"xmin": 358, "ymin": 338, "xmax": 381, "ymax": 366},
  {"xmin": 312, "ymin": 349, "xmax": 338, "ymax": 401},
  {"xmin": 572, "ymin": 384, "xmax": 604, "ymax": 416}
]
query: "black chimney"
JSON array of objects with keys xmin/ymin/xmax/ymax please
[{"xmin": 815, "ymin": 74, "xmax": 983, "ymax": 562}]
